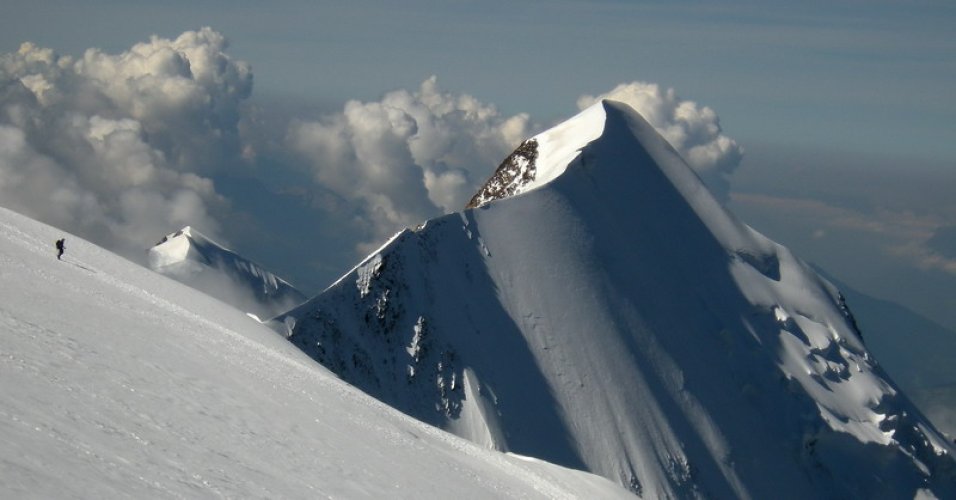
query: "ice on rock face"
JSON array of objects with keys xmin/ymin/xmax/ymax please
[
  {"xmin": 356, "ymin": 253, "xmax": 384, "ymax": 298},
  {"xmin": 273, "ymin": 100, "xmax": 956, "ymax": 498}
]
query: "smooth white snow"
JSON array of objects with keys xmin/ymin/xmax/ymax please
[
  {"xmin": 521, "ymin": 100, "xmax": 607, "ymax": 194},
  {"xmin": 0, "ymin": 206, "xmax": 633, "ymax": 499}
]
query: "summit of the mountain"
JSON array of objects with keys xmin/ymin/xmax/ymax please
[
  {"xmin": 468, "ymin": 99, "xmax": 608, "ymax": 208},
  {"xmin": 148, "ymin": 226, "xmax": 305, "ymax": 319},
  {"xmin": 273, "ymin": 100, "xmax": 956, "ymax": 498}
]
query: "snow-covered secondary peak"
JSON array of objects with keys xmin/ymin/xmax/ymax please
[
  {"xmin": 148, "ymin": 226, "xmax": 220, "ymax": 266},
  {"xmin": 275, "ymin": 101, "xmax": 955, "ymax": 498},
  {"xmin": 148, "ymin": 226, "xmax": 305, "ymax": 319},
  {"xmin": 147, "ymin": 226, "xmax": 202, "ymax": 268}
]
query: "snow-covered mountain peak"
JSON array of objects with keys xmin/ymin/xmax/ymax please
[
  {"xmin": 148, "ymin": 226, "xmax": 305, "ymax": 319},
  {"xmin": 149, "ymin": 227, "xmax": 193, "ymax": 268},
  {"xmin": 148, "ymin": 226, "xmax": 230, "ymax": 267},
  {"xmin": 276, "ymin": 101, "xmax": 956, "ymax": 498}
]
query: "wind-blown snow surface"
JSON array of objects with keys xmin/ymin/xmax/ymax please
[
  {"xmin": 148, "ymin": 226, "xmax": 306, "ymax": 319},
  {"xmin": 274, "ymin": 101, "xmax": 956, "ymax": 499},
  {"xmin": 0, "ymin": 207, "xmax": 633, "ymax": 499}
]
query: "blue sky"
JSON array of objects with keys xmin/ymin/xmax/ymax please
[{"xmin": 1, "ymin": 1, "xmax": 954, "ymax": 330}]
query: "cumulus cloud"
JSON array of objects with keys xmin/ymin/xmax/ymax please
[
  {"xmin": 288, "ymin": 76, "xmax": 531, "ymax": 250},
  {"xmin": 1, "ymin": 30, "xmax": 751, "ymax": 289},
  {"xmin": 0, "ymin": 28, "xmax": 250, "ymax": 258},
  {"xmin": 578, "ymin": 81, "xmax": 743, "ymax": 200}
]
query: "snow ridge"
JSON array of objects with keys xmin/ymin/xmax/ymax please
[{"xmin": 274, "ymin": 100, "xmax": 956, "ymax": 498}]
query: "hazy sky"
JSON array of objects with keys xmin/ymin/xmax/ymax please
[
  {"xmin": 1, "ymin": 1, "xmax": 954, "ymax": 330},
  {"xmin": 4, "ymin": 1, "xmax": 955, "ymax": 158}
]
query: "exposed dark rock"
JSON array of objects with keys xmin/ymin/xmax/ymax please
[{"xmin": 466, "ymin": 139, "xmax": 539, "ymax": 208}]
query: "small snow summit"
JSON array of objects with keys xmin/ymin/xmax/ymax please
[{"xmin": 149, "ymin": 226, "xmax": 305, "ymax": 319}]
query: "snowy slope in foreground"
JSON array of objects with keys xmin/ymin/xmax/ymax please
[
  {"xmin": 275, "ymin": 101, "xmax": 956, "ymax": 499},
  {"xmin": 0, "ymin": 207, "xmax": 631, "ymax": 499},
  {"xmin": 148, "ymin": 226, "xmax": 306, "ymax": 319}
]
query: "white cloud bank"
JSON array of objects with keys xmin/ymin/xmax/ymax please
[
  {"xmin": 288, "ymin": 76, "xmax": 532, "ymax": 250},
  {"xmin": 578, "ymin": 81, "xmax": 743, "ymax": 201},
  {"xmin": 1, "ymin": 28, "xmax": 746, "ymax": 279},
  {"xmin": 0, "ymin": 28, "xmax": 250, "ymax": 257}
]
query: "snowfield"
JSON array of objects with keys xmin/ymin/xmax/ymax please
[
  {"xmin": 276, "ymin": 101, "xmax": 956, "ymax": 499},
  {"xmin": 0, "ymin": 206, "xmax": 632, "ymax": 499}
]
